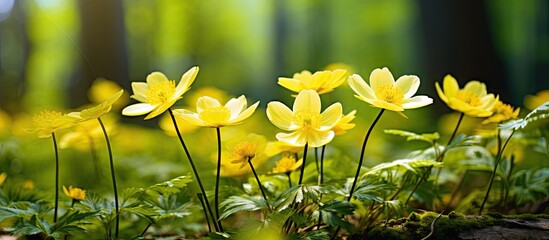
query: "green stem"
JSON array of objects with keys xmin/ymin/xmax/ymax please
[
  {"xmin": 214, "ymin": 127, "xmax": 224, "ymax": 231},
  {"xmin": 347, "ymin": 109, "xmax": 384, "ymax": 201},
  {"xmin": 168, "ymin": 109, "xmax": 219, "ymax": 232},
  {"xmin": 298, "ymin": 142, "xmax": 309, "ymax": 185},
  {"xmin": 317, "ymin": 145, "xmax": 326, "ymax": 230},
  {"xmin": 52, "ymin": 132, "xmax": 59, "ymax": 223},
  {"xmin": 405, "ymin": 112, "xmax": 464, "ymax": 206},
  {"xmin": 248, "ymin": 157, "xmax": 271, "ymax": 211},
  {"xmin": 286, "ymin": 173, "xmax": 292, "ymax": 187},
  {"xmin": 98, "ymin": 117, "xmax": 119, "ymax": 239},
  {"xmin": 331, "ymin": 109, "xmax": 384, "ymax": 240},
  {"xmin": 479, "ymin": 129, "xmax": 515, "ymax": 214}
]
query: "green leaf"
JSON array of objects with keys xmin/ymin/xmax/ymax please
[
  {"xmin": 384, "ymin": 129, "xmax": 440, "ymax": 144},
  {"xmin": 500, "ymin": 101, "xmax": 549, "ymax": 130},
  {"xmin": 146, "ymin": 174, "xmax": 193, "ymax": 196},
  {"xmin": 219, "ymin": 195, "xmax": 267, "ymax": 220},
  {"xmin": 364, "ymin": 159, "xmax": 442, "ymax": 175},
  {"xmin": 351, "ymin": 175, "xmax": 396, "ymax": 203}
]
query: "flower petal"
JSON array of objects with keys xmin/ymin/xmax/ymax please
[
  {"xmin": 435, "ymin": 82, "xmax": 448, "ymax": 104},
  {"xmin": 463, "ymin": 81, "xmax": 487, "ymax": 96},
  {"xmin": 319, "ymin": 102, "xmax": 342, "ymax": 130},
  {"xmin": 348, "ymin": 74, "xmax": 376, "ymax": 102},
  {"xmin": 372, "ymin": 100, "xmax": 404, "ymax": 112},
  {"xmin": 396, "ymin": 75, "xmax": 420, "ymax": 99},
  {"xmin": 174, "ymin": 66, "xmax": 199, "ymax": 98},
  {"xmin": 145, "ymin": 98, "xmax": 178, "ymax": 120},
  {"xmin": 225, "ymin": 95, "xmax": 246, "ymax": 118},
  {"xmin": 276, "ymin": 131, "xmax": 307, "ymax": 147},
  {"xmin": 278, "ymin": 78, "xmax": 304, "ymax": 93},
  {"xmin": 227, "ymin": 101, "xmax": 259, "ymax": 125},
  {"xmin": 442, "ymin": 75, "xmax": 459, "ymax": 98},
  {"xmin": 402, "ymin": 96, "xmax": 433, "ymax": 109},
  {"xmin": 131, "ymin": 82, "xmax": 149, "ymax": 102},
  {"xmin": 146, "ymin": 72, "xmax": 169, "ymax": 86},
  {"xmin": 293, "ymin": 90, "xmax": 321, "ymax": 114},
  {"xmin": 122, "ymin": 103, "xmax": 156, "ymax": 116},
  {"xmin": 172, "ymin": 109, "xmax": 207, "ymax": 127},
  {"xmin": 197, "ymin": 96, "xmax": 221, "ymax": 113},
  {"xmin": 370, "ymin": 67, "xmax": 395, "ymax": 92},
  {"xmin": 307, "ymin": 130, "xmax": 335, "ymax": 148},
  {"xmin": 267, "ymin": 102, "xmax": 296, "ymax": 131}
]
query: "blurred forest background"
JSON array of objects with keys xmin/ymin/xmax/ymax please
[{"xmin": 0, "ymin": 0, "xmax": 549, "ymax": 122}]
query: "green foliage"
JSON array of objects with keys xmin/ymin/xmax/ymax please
[
  {"xmin": 364, "ymin": 159, "xmax": 442, "ymax": 176},
  {"xmin": 384, "ymin": 129, "xmax": 440, "ymax": 144},
  {"xmin": 219, "ymin": 195, "xmax": 267, "ymax": 220},
  {"xmin": 510, "ymin": 168, "xmax": 549, "ymax": 205},
  {"xmin": 501, "ymin": 101, "xmax": 549, "ymax": 131}
]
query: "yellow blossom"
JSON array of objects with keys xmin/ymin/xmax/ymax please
[
  {"xmin": 265, "ymin": 141, "xmax": 303, "ymax": 157},
  {"xmin": 23, "ymin": 180, "xmax": 35, "ymax": 189},
  {"xmin": 270, "ymin": 155, "xmax": 303, "ymax": 174},
  {"xmin": 332, "ymin": 110, "xmax": 356, "ymax": 136},
  {"xmin": 122, "ymin": 66, "xmax": 199, "ymax": 120},
  {"xmin": 226, "ymin": 133, "xmax": 267, "ymax": 169},
  {"xmin": 349, "ymin": 67, "xmax": 433, "ymax": 115},
  {"xmin": 0, "ymin": 172, "xmax": 6, "ymax": 186},
  {"xmin": 59, "ymin": 116, "xmax": 116, "ymax": 150},
  {"xmin": 69, "ymin": 90, "xmax": 124, "ymax": 121},
  {"xmin": 88, "ymin": 79, "xmax": 129, "ymax": 109},
  {"xmin": 173, "ymin": 95, "xmax": 259, "ymax": 128},
  {"xmin": 435, "ymin": 75, "xmax": 498, "ymax": 117},
  {"xmin": 482, "ymin": 101, "xmax": 520, "ymax": 124},
  {"xmin": 185, "ymin": 86, "xmax": 229, "ymax": 107},
  {"xmin": 63, "ymin": 185, "xmax": 86, "ymax": 201},
  {"xmin": 278, "ymin": 69, "xmax": 347, "ymax": 95},
  {"xmin": 266, "ymin": 90, "xmax": 342, "ymax": 147},
  {"xmin": 28, "ymin": 110, "xmax": 75, "ymax": 138},
  {"xmin": 219, "ymin": 161, "xmax": 252, "ymax": 177},
  {"xmin": 524, "ymin": 90, "xmax": 549, "ymax": 110}
]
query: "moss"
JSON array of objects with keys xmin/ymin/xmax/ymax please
[
  {"xmin": 363, "ymin": 212, "xmax": 544, "ymax": 239},
  {"xmin": 504, "ymin": 213, "xmax": 549, "ymax": 220}
]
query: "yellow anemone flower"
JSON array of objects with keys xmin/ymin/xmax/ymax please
[
  {"xmin": 266, "ymin": 90, "xmax": 342, "ymax": 147},
  {"xmin": 226, "ymin": 133, "xmax": 267, "ymax": 169},
  {"xmin": 173, "ymin": 95, "xmax": 259, "ymax": 127},
  {"xmin": 69, "ymin": 90, "xmax": 124, "ymax": 121},
  {"xmin": 122, "ymin": 66, "xmax": 199, "ymax": 120},
  {"xmin": 278, "ymin": 69, "xmax": 347, "ymax": 95},
  {"xmin": 270, "ymin": 155, "xmax": 303, "ymax": 174},
  {"xmin": 524, "ymin": 90, "xmax": 549, "ymax": 110},
  {"xmin": 435, "ymin": 75, "xmax": 498, "ymax": 117},
  {"xmin": 482, "ymin": 101, "xmax": 520, "ymax": 124},
  {"xmin": 348, "ymin": 67, "xmax": 433, "ymax": 114},
  {"xmin": 28, "ymin": 110, "xmax": 75, "ymax": 138},
  {"xmin": 332, "ymin": 110, "xmax": 356, "ymax": 136},
  {"xmin": 0, "ymin": 172, "xmax": 7, "ymax": 186},
  {"xmin": 63, "ymin": 185, "xmax": 86, "ymax": 200}
]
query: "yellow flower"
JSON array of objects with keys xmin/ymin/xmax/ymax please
[
  {"xmin": 348, "ymin": 67, "xmax": 433, "ymax": 114},
  {"xmin": 0, "ymin": 172, "xmax": 7, "ymax": 186},
  {"xmin": 122, "ymin": 66, "xmax": 199, "ymax": 120},
  {"xmin": 28, "ymin": 110, "xmax": 75, "ymax": 138},
  {"xmin": 227, "ymin": 133, "xmax": 267, "ymax": 169},
  {"xmin": 173, "ymin": 95, "xmax": 259, "ymax": 127},
  {"xmin": 184, "ymin": 86, "xmax": 229, "ymax": 107},
  {"xmin": 278, "ymin": 69, "xmax": 347, "ymax": 95},
  {"xmin": 23, "ymin": 180, "xmax": 35, "ymax": 189},
  {"xmin": 524, "ymin": 90, "xmax": 549, "ymax": 110},
  {"xmin": 69, "ymin": 90, "xmax": 124, "ymax": 121},
  {"xmin": 332, "ymin": 110, "xmax": 356, "ymax": 136},
  {"xmin": 435, "ymin": 75, "xmax": 498, "ymax": 117},
  {"xmin": 265, "ymin": 141, "xmax": 303, "ymax": 157},
  {"xmin": 59, "ymin": 116, "xmax": 116, "ymax": 150},
  {"xmin": 63, "ymin": 185, "xmax": 86, "ymax": 201},
  {"xmin": 220, "ymin": 161, "xmax": 252, "ymax": 177},
  {"xmin": 270, "ymin": 155, "xmax": 303, "ymax": 174},
  {"xmin": 88, "ymin": 79, "xmax": 129, "ymax": 109},
  {"xmin": 482, "ymin": 101, "xmax": 520, "ymax": 124},
  {"xmin": 266, "ymin": 90, "xmax": 342, "ymax": 147}
]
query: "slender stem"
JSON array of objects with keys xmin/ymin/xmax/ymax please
[
  {"xmin": 405, "ymin": 112, "xmax": 465, "ymax": 206},
  {"xmin": 52, "ymin": 132, "xmax": 59, "ymax": 223},
  {"xmin": 286, "ymin": 173, "xmax": 292, "ymax": 187},
  {"xmin": 479, "ymin": 129, "xmax": 515, "ymax": 214},
  {"xmin": 331, "ymin": 109, "xmax": 384, "ymax": 240},
  {"xmin": 214, "ymin": 127, "xmax": 223, "ymax": 230},
  {"xmin": 197, "ymin": 193, "xmax": 212, "ymax": 232},
  {"xmin": 347, "ymin": 109, "xmax": 384, "ymax": 201},
  {"xmin": 298, "ymin": 142, "xmax": 309, "ymax": 185},
  {"xmin": 140, "ymin": 222, "xmax": 153, "ymax": 237},
  {"xmin": 314, "ymin": 147, "xmax": 319, "ymax": 176},
  {"xmin": 317, "ymin": 145, "xmax": 326, "ymax": 230},
  {"xmin": 168, "ymin": 109, "xmax": 219, "ymax": 232},
  {"xmin": 248, "ymin": 157, "xmax": 271, "ymax": 210},
  {"xmin": 98, "ymin": 117, "xmax": 119, "ymax": 238}
]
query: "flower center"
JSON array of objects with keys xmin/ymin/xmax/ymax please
[
  {"xmin": 199, "ymin": 106, "xmax": 231, "ymax": 125},
  {"xmin": 294, "ymin": 110, "xmax": 321, "ymax": 130},
  {"xmin": 456, "ymin": 91, "xmax": 482, "ymax": 107},
  {"xmin": 146, "ymin": 81, "xmax": 176, "ymax": 105},
  {"xmin": 376, "ymin": 84, "xmax": 404, "ymax": 105},
  {"xmin": 33, "ymin": 110, "xmax": 63, "ymax": 127},
  {"xmin": 232, "ymin": 142, "xmax": 256, "ymax": 160}
]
